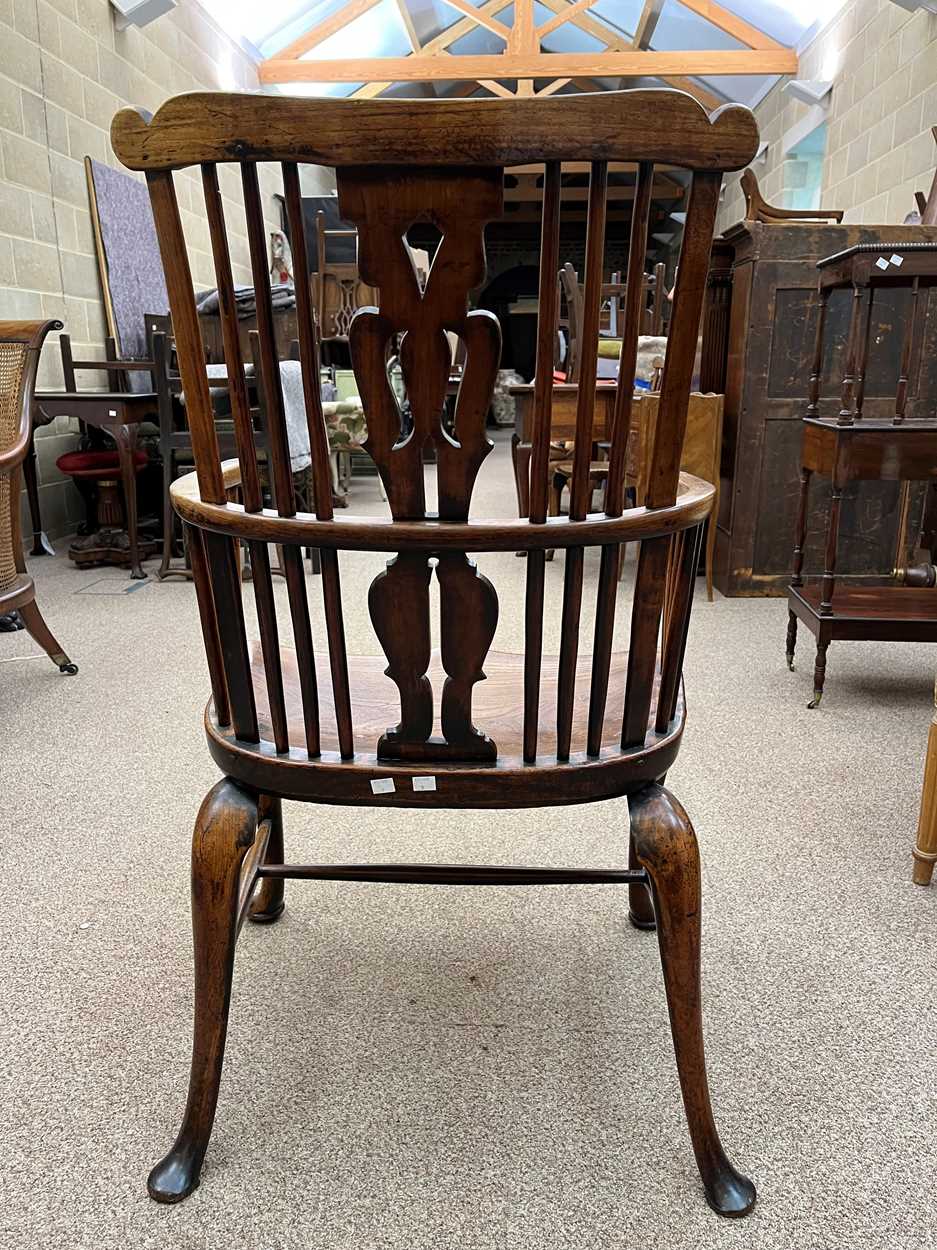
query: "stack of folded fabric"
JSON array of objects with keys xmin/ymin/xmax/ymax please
[{"xmin": 195, "ymin": 283, "xmax": 295, "ymax": 319}]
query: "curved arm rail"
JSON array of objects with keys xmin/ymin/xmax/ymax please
[
  {"xmin": 170, "ymin": 462, "xmax": 715, "ymax": 553},
  {"xmin": 0, "ymin": 319, "xmax": 62, "ymax": 473}
]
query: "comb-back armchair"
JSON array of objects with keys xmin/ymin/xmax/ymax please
[
  {"xmin": 113, "ymin": 87, "xmax": 759, "ymax": 1217},
  {"xmin": 0, "ymin": 320, "xmax": 76, "ymax": 675}
]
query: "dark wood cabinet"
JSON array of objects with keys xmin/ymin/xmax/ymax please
[{"xmin": 711, "ymin": 220, "xmax": 937, "ymax": 596}]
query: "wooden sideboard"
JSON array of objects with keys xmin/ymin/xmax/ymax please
[{"xmin": 706, "ymin": 221, "xmax": 937, "ymax": 596}]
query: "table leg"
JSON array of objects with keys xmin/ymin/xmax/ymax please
[
  {"xmin": 113, "ymin": 423, "xmax": 145, "ymax": 579},
  {"xmin": 819, "ymin": 467, "xmax": 844, "ymax": 616},
  {"xmin": 808, "ymin": 637, "xmax": 830, "ymax": 710},
  {"xmin": 913, "ymin": 685, "xmax": 937, "ymax": 885},
  {"xmin": 511, "ymin": 434, "xmax": 531, "ymax": 518},
  {"xmin": 24, "ymin": 431, "xmax": 51, "ymax": 556}
]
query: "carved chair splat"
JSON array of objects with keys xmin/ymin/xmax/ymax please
[{"xmin": 112, "ymin": 88, "xmax": 759, "ymax": 1217}]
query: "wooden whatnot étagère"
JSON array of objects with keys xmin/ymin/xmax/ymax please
[{"xmin": 787, "ymin": 243, "xmax": 937, "ymax": 708}]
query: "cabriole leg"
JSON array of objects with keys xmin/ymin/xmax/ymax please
[
  {"xmin": 248, "ymin": 795, "xmax": 286, "ymax": 924},
  {"xmin": 628, "ymin": 783, "xmax": 756, "ymax": 1218},
  {"xmin": 147, "ymin": 779, "xmax": 259, "ymax": 1203}
]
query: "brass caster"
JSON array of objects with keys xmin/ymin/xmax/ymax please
[{"xmin": 807, "ymin": 690, "xmax": 822, "ymax": 709}]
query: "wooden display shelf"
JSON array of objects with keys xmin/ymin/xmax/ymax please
[
  {"xmin": 785, "ymin": 241, "xmax": 937, "ymax": 707},
  {"xmin": 789, "ymin": 583, "xmax": 937, "ymax": 642}
]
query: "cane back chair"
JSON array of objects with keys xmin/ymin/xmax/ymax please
[
  {"xmin": 112, "ymin": 88, "xmax": 759, "ymax": 1216},
  {"xmin": 0, "ymin": 321, "xmax": 77, "ymax": 675}
]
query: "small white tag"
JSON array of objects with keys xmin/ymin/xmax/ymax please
[
  {"xmin": 875, "ymin": 257, "xmax": 889, "ymax": 270},
  {"xmin": 412, "ymin": 775, "xmax": 437, "ymax": 792},
  {"xmin": 370, "ymin": 777, "xmax": 395, "ymax": 795},
  {"xmin": 889, "ymin": 253, "xmax": 904, "ymax": 266},
  {"xmin": 108, "ymin": 408, "xmax": 117, "ymax": 416}
]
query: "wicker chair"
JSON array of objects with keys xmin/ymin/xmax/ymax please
[{"xmin": 0, "ymin": 320, "xmax": 77, "ymax": 675}]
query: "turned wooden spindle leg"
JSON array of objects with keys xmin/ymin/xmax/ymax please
[
  {"xmin": 894, "ymin": 277, "xmax": 920, "ymax": 426},
  {"xmin": 837, "ymin": 284, "xmax": 864, "ymax": 426},
  {"xmin": 805, "ymin": 288, "xmax": 830, "ymax": 419},
  {"xmin": 808, "ymin": 637, "xmax": 830, "ymax": 710},
  {"xmin": 819, "ymin": 461, "xmax": 845, "ymax": 618},
  {"xmin": 853, "ymin": 288, "xmax": 874, "ymax": 421},
  {"xmin": 628, "ymin": 784, "xmax": 756, "ymax": 1217},
  {"xmin": 787, "ymin": 465, "xmax": 813, "ymax": 671},
  {"xmin": 913, "ymin": 681, "xmax": 937, "ymax": 885},
  {"xmin": 785, "ymin": 612, "xmax": 798, "ymax": 672}
]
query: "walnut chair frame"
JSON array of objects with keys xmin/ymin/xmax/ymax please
[
  {"xmin": 113, "ymin": 88, "xmax": 759, "ymax": 1217},
  {"xmin": 0, "ymin": 320, "xmax": 77, "ymax": 675}
]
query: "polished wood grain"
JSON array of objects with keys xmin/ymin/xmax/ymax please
[
  {"xmin": 116, "ymin": 88, "xmax": 758, "ymax": 1216},
  {"xmin": 111, "ymin": 90, "xmax": 759, "ymax": 173}
]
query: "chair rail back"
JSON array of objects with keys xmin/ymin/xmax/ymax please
[{"xmin": 112, "ymin": 90, "xmax": 757, "ymax": 769}]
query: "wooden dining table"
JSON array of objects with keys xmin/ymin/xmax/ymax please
[{"xmin": 509, "ymin": 381, "xmax": 619, "ymax": 518}]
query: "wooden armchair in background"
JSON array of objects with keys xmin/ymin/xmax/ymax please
[
  {"xmin": 740, "ymin": 169, "xmax": 844, "ymax": 224},
  {"xmin": 0, "ymin": 320, "xmax": 76, "ymax": 675},
  {"xmin": 113, "ymin": 86, "xmax": 759, "ymax": 1216},
  {"xmin": 559, "ymin": 260, "xmax": 665, "ymax": 383}
]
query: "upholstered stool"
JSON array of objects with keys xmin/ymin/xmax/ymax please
[{"xmin": 56, "ymin": 449, "xmax": 156, "ymax": 570}]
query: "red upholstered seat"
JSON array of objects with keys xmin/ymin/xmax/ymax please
[{"xmin": 56, "ymin": 449, "xmax": 147, "ymax": 478}]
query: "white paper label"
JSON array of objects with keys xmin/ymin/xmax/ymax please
[
  {"xmin": 370, "ymin": 777, "xmax": 395, "ymax": 794},
  {"xmin": 412, "ymin": 776, "xmax": 437, "ymax": 792},
  {"xmin": 889, "ymin": 253, "xmax": 904, "ymax": 266},
  {"xmin": 108, "ymin": 409, "xmax": 117, "ymax": 416},
  {"xmin": 875, "ymin": 257, "xmax": 889, "ymax": 270}
]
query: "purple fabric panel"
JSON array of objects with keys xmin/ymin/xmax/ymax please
[{"xmin": 90, "ymin": 159, "xmax": 168, "ymax": 392}]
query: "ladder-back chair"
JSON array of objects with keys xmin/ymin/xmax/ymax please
[
  {"xmin": 0, "ymin": 320, "xmax": 77, "ymax": 676},
  {"xmin": 112, "ymin": 88, "xmax": 759, "ymax": 1216}
]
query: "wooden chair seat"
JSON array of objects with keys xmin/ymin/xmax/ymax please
[{"xmin": 206, "ymin": 643, "xmax": 685, "ymax": 807}]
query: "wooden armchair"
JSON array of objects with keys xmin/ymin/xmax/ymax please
[
  {"xmin": 0, "ymin": 320, "xmax": 76, "ymax": 675},
  {"xmin": 113, "ymin": 86, "xmax": 759, "ymax": 1216},
  {"xmin": 740, "ymin": 169, "xmax": 844, "ymax": 224}
]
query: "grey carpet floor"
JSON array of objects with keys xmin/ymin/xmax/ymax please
[{"xmin": 1, "ymin": 431, "xmax": 936, "ymax": 1250}]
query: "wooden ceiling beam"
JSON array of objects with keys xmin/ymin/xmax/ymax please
[
  {"xmin": 348, "ymin": 0, "xmax": 512, "ymax": 99},
  {"xmin": 276, "ymin": 0, "xmax": 384, "ymax": 63},
  {"xmin": 259, "ymin": 49, "xmax": 797, "ymax": 83},
  {"xmin": 394, "ymin": 0, "xmax": 422, "ymax": 54},
  {"xmin": 439, "ymin": 0, "xmax": 511, "ymax": 39},
  {"xmin": 537, "ymin": 0, "xmax": 727, "ymax": 109},
  {"xmin": 536, "ymin": 77, "xmax": 571, "ymax": 95},
  {"xmin": 478, "ymin": 78, "xmax": 515, "ymax": 97},
  {"xmin": 632, "ymin": 0, "xmax": 664, "ymax": 49},
  {"xmin": 676, "ymin": 0, "xmax": 786, "ymax": 51},
  {"xmin": 536, "ymin": 0, "xmax": 598, "ymax": 40}
]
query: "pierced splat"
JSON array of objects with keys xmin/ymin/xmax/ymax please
[{"xmin": 339, "ymin": 166, "xmax": 503, "ymax": 762}]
